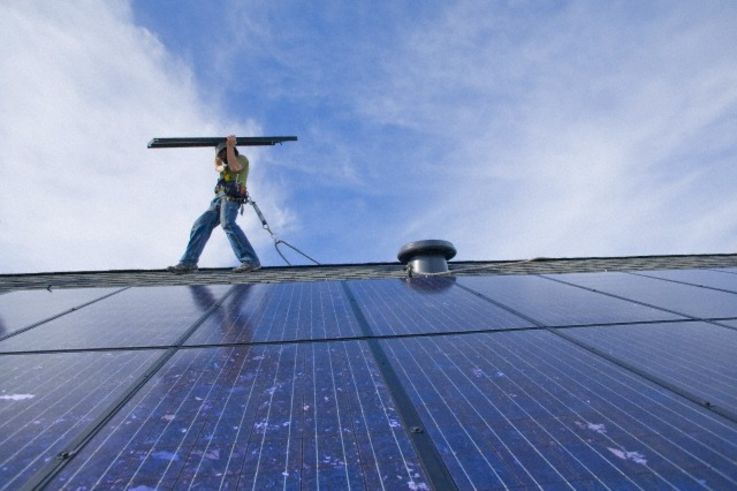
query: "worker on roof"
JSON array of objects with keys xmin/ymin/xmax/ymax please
[{"xmin": 168, "ymin": 134, "xmax": 261, "ymax": 274}]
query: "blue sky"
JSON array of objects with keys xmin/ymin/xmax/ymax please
[{"xmin": 2, "ymin": 1, "xmax": 737, "ymax": 273}]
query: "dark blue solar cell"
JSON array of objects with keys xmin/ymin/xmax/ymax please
[
  {"xmin": 346, "ymin": 277, "xmax": 531, "ymax": 335},
  {"xmin": 0, "ymin": 350, "xmax": 163, "ymax": 489},
  {"xmin": 457, "ymin": 275, "xmax": 684, "ymax": 326},
  {"xmin": 0, "ymin": 287, "xmax": 122, "ymax": 339},
  {"xmin": 378, "ymin": 331, "xmax": 737, "ymax": 489},
  {"xmin": 635, "ymin": 269, "xmax": 737, "ymax": 293},
  {"xmin": 186, "ymin": 281, "xmax": 362, "ymax": 345},
  {"xmin": 0, "ymin": 285, "xmax": 231, "ymax": 352},
  {"xmin": 565, "ymin": 322, "xmax": 737, "ymax": 413},
  {"xmin": 54, "ymin": 342, "xmax": 429, "ymax": 490},
  {"xmin": 547, "ymin": 271, "xmax": 737, "ymax": 319}
]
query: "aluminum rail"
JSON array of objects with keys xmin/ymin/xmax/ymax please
[{"xmin": 147, "ymin": 136, "xmax": 297, "ymax": 148}]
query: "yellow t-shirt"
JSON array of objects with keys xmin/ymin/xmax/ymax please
[{"xmin": 215, "ymin": 155, "xmax": 249, "ymax": 197}]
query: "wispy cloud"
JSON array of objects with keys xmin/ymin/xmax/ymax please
[
  {"xmin": 0, "ymin": 1, "xmax": 282, "ymax": 272},
  {"xmin": 352, "ymin": 1, "xmax": 737, "ymax": 259}
]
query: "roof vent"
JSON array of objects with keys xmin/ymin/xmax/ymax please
[{"xmin": 397, "ymin": 240, "xmax": 457, "ymax": 275}]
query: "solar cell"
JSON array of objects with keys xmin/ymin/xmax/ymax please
[
  {"xmin": 546, "ymin": 271, "xmax": 737, "ymax": 319},
  {"xmin": 457, "ymin": 275, "xmax": 684, "ymax": 326},
  {"xmin": 0, "ymin": 285, "xmax": 231, "ymax": 352},
  {"xmin": 185, "ymin": 281, "xmax": 362, "ymax": 345},
  {"xmin": 0, "ymin": 287, "xmax": 122, "ymax": 339},
  {"xmin": 0, "ymin": 350, "xmax": 163, "ymax": 490},
  {"xmin": 53, "ymin": 342, "xmax": 429, "ymax": 489},
  {"xmin": 346, "ymin": 277, "xmax": 531, "ymax": 336},
  {"xmin": 634, "ymin": 269, "xmax": 737, "ymax": 293},
  {"xmin": 564, "ymin": 322, "xmax": 737, "ymax": 414},
  {"xmin": 378, "ymin": 331, "xmax": 737, "ymax": 489}
]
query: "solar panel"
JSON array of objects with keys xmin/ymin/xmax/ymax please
[
  {"xmin": 6, "ymin": 268, "xmax": 737, "ymax": 489},
  {"xmin": 562, "ymin": 322, "xmax": 737, "ymax": 413},
  {"xmin": 546, "ymin": 271, "xmax": 737, "ymax": 319},
  {"xmin": 53, "ymin": 342, "xmax": 429, "ymax": 489},
  {"xmin": 0, "ymin": 350, "xmax": 164, "ymax": 489},
  {"xmin": 457, "ymin": 275, "xmax": 684, "ymax": 326},
  {"xmin": 346, "ymin": 277, "xmax": 532, "ymax": 336},
  {"xmin": 185, "ymin": 281, "xmax": 362, "ymax": 345},
  {"xmin": 0, "ymin": 285, "xmax": 231, "ymax": 353},
  {"xmin": 634, "ymin": 269, "xmax": 737, "ymax": 293},
  {"xmin": 0, "ymin": 287, "xmax": 122, "ymax": 339},
  {"xmin": 377, "ymin": 330, "xmax": 737, "ymax": 489}
]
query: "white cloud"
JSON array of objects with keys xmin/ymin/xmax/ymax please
[
  {"xmin": 356, "ymin": 1, "xmax": 737, "ymax": 260},
  {"xmin": 11, "ymin": 1, "xmax": 732, "ymax": 270},
  {"xmin": 0, "ymin": 1, "xmax": 284, "ymax": 273}
]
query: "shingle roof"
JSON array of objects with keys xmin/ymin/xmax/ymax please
[{"xmin": 3, "ymin": 252, "xmax": 737, "ymax": 291}]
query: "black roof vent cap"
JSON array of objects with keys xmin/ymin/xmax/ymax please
[{"xmin": 397, "ymin": 239, "xmax": 457, "ymax": 275}]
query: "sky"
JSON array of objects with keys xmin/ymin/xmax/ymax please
[{"xmin": 1, "ymin": 0, "xmax": 737, "ymax": 273}]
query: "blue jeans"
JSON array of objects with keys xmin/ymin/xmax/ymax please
[{"xmin": 180, "ymin": 196, "xmax": 260, "ymax": 266}]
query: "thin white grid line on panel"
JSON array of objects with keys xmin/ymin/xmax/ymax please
[
  {"xmin": 497, "ymin": 332, "xmax": 728, "ymax": 488},
  {"xmin": 444, "ymin": 335, "xmax": 616, "ymax": 489}
]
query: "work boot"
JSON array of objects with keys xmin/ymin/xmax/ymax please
[
  {"xmin": 167, "ymin": 263, "xmax": 198, "ymax": 274},
  {"xmin": 233, "ymin": 262, "xmax": 261, "ymax": 273}
]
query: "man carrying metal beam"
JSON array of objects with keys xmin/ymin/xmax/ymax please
[{"xmin": 168, "ymin": 134, "xmax": 261, "ymax": 273}]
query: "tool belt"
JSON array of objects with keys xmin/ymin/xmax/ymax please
[{"xmin": 215, "ymin": 180, "xmax": 248, "ymax": 202}]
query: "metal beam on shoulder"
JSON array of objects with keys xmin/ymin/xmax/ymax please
[{"xmin": 147, "ymin": 136, "xmax": 298, "ymax": 148}]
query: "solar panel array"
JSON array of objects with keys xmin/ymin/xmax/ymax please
[{"xmin": 1, "ymin": 269, "xmax": 737, "ymax": 489}]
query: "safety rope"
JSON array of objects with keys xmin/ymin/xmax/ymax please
[
  {"xmin": 246, "ymin": 197, "xmax": 320, "ymax": 266},
  {"xmin": 247, "ymin": 196, "xmax": 541, "ymax": 272}
]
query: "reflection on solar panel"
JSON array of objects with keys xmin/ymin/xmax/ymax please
[
  {"xmin": 0, "ymin": 285, "xmax": 230, "ymax": 352},
  {"xmin": 546, "ymin": 271, "xmax": 737, "ymax": 319},
  {"xmin": 379, "ymin": 331, "xmax": 737, "ymax": 489},
  {"xmin": 186, "ymin": 281, "xmax": 362, "ymax": 345},
  {"xmin": 346, "ymin": 277, "xmax": 532, "ymax": 335},
  {"xmin": 0, "ymin": 350, "xmax": 163, "ymax": 489},
  {"xmin": 0, "ymin": 287, "xmax": 122, "ymax": 339},
  {"xmin": 54, "ymin": 343, "xmax": 427, "ymax": 489},
  {"xmin": 634, "ymin": 269, "xmax": 737, "ymax": 293},
  {"xmin": 565, "ymin": 322, "xmax": 737, "ymax": 414},
  {"xmin": 457, "ymin": 275, "xmax": 684, "ymax": 326},
  {"xmin": 4, "ymin": 266, "xmax": 737, "ymax": 489}
]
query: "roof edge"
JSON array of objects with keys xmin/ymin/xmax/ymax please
[
  {"xmin": 3, "ymin": 251, "xmax": 737, "ymax": 278},
  {"xmin": 2, "ymin": 253, "xmax": 737, "ymax": 291}
]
